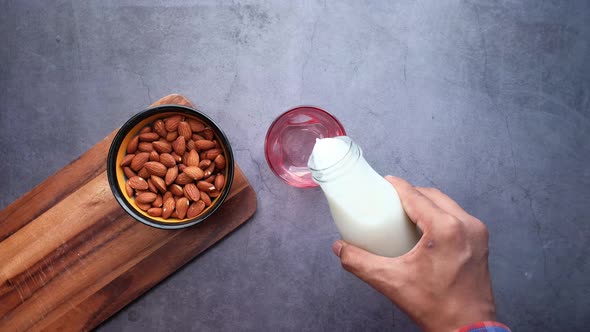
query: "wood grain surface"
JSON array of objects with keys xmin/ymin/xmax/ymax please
[{"xmin": 0, "ymin": 94, "xmax": 257, "ymax": 332}]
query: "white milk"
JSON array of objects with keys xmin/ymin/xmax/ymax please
[{"xmin": 308, "ymin": 136, "xmax": 420, "ymax": 257}]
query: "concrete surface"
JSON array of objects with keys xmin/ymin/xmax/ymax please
[{"xmin": 1, "ymin": 1, "xmax": 589, "ymax": 331}]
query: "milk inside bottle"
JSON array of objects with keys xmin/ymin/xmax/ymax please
[{"xmin": 308, "ymin": 136, "xmax": 420, "ymax": 257}]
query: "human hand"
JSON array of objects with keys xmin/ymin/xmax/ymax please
[{"xmin": 332, "ymin": 176, "xmax": 496, "ymax": 332}]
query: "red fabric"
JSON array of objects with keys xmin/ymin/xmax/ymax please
[{"xmin": 457, "ymin": 321, "xmax": 511, "ymax": 332}]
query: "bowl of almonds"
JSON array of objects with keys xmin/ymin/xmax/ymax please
[{"xmin": 107, "ymin": 104, "xmax": 234, "ymax": 229}]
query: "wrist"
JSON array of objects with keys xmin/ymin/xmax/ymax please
[{"xmin": 435, "ymin": 300, "xmax": 497, "ymax": 332}]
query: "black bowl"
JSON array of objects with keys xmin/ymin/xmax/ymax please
[{"xmin": 107, "ymin": 104, "xmax": 234, "ymax": 229}]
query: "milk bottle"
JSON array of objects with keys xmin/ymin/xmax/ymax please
[{"xmin": 308, "ymin": 136, "xmax": 420, "ymax": 257}]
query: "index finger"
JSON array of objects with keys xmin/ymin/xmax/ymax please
[{"xmin": 385, "ymin": 176, "xmax": 446, "ymax": 233}]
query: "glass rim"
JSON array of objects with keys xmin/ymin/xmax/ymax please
[{"xmin": 264, "ymin": 105, "xmax": 347, "ymax": 188}]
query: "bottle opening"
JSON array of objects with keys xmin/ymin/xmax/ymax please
[{"xmin": 308, "ymin": 136, "xmax": 353, "ymax": 172}]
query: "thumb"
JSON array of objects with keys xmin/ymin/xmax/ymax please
[{"xmin": 333, "ymin": 240, "xmax": 392, "ymax": 283}]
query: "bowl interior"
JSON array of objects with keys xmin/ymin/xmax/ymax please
[{"xmin": 110, "ymin": 106, "xmax": 234, "ymax": 228}]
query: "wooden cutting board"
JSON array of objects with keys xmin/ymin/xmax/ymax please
[{"xmin": 0, "ymin": 94, "xmax": 257, "ymax": 332}]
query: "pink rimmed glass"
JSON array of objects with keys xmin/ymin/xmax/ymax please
[{"xmin": 264, "ymin": 106, "xmax": 346, "ymax": 188}]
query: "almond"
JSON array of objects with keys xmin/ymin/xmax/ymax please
[
  {"xmin": 194, "ymin": 140, "xmax": 215, "ymax": 150},
  {"xmin": 213, "ymin": 140, "xmax": 220, "ymax": 149},
  {"xmin": 137, "ymin": 202, "xmax": 152, "ymax": 211},
  {"xmin": 137, "ymin": 167, "xmax": 150, "ymax": 179},
  {"xmin": 188, "ymin": 118, "xmax": 206, "ymax": 132},
  {"xmin": 130, "ymin": 152, "xmax": 149, "ymax": 171},
  {"xmin": 204, "ymin": 163, "xmax": 215, "ymax": 178},
  {"xmin": 178, "ymin": 121, "xmax": 192, "ymax": 140},
  {"xmin": 123, "ymin": 167, "xmax": 137, "ymax": 179},
  {"xmin": 209, "ymin": 190, "xmax": 220, "ymax": 198},
  {"xmin": 165, "ymin": 115, "xmax": 182, "ymax": 131},
  {"xmin": 153, "ymin": 119, "xmax": 167, "ymax": 137},
  {"xmin": 170, "ymin": 152, "xmax": 183, "ymax": 163},
  {"xmin": 214, "ymin": 154, "xmax": 226, "ymax": 169},
  {"xmin": 215, "ymin": 174, "xmax": 225, "ymax": 190},
  {"xmin": 139, "ymin": 132, "xmax": 159, "ymax": 142},
  {"xmin": 147, "ymin": 178, "xmax": 158, "ymax": 193},
  {"xmin": 128, "ymin": 176, "xmax": 149, "ymax": 190},
  {"xmin": 183, "ymin": 183, "xmax": 200, "ymax": 201},
  {"xmin": 165, "ymin": 166, "xmax": 178, "ymax": 185},
  {"xmin": 138, "ymin": 142, "xmax": 154, "ymax": 152},
  {"xmin": 166, "ymin": 131, "xmax": 178, "ymax": 142},
  {"xmin": 149, "ymin": 150, "xmax": 159, "ymax": 162},
  {"xmin": 135, "ymin": 189, "xmax": 149, "ymax": 196},
  {"xmin": 204, "ymin": 175, "xmax": 215, "ymax": 183},
  {"xmin": 140, "ymin": 126, "xmax": 152, "ymax": 134},
  {"xmin": 203, "ymin": 149, "xmax": 222, "ymax": 160},
  {"xmin": 183, "ymin": 166, "xmax": 204, "ymax": 180},
  {"xmin": 186, "ymin": 139, "xmax": 196, "ymax": 152},
  {"xmin": 176, "ymin": 197, "xmax": 190, "ymax": 219},
  {"xmin": 151, "ymin": 175, "xmax": 167, "ymax": 193},
  {"xmin": 147, "ymin": 207, "xmax": 162, "ymax": 217},
  {"xmin": 144, "ymin": 161, "xmax": 167, "ymax": 177},
  {"xmin": 197, "ymin": 181, "xmax": 216, "ymax": 192},
  {"xmin": 169, "ymin": 184, "xmax": 184, "ymax": 196},
  {"xmin": 200, "ymin": 191, "xmax": 212, "ymax": 206},
  {"xmin": 187, "ymin": 200, "xmax": 206, "ymax": 218},
  {"xmin": 163, "ymin": 191, "xmax": 173, "ymax": 202},
  {"xmin": 192, "ymin": 134, "xmax": 206, "ymax": 141},
  {"xmin": 125, "ymin": 182, "xmax": 134, "ymax": 197},
  {"xmin": 120, "ymin": 154, "xmax": 135, "ymax": 167},
  {"xmin": 152, "ymin": 141, "xmax": 172, "ymax": 154},
  {"xmin": 199, "ymin": 159, "xmax": 212, "ymax": 170},
  {"xmin": 162, "ymin": 197, "xmax": 175, "ymax": 219},
  {"xmin": 175, "ymin": 173, "xmax": 193, "ymax": 185},
  {"xmin": 172, "ymin": 136, "xmax": 185, "ymax": 156},
  {"xmin": 152, "ymin": 194, "xmax": 163, "ymax": 207},
  {"xmin": 127, "ymin": 136, "xmax": 139, "ymax": 154},
  {"xmin": 136, "ymin": 192, "xmax": 157, "ymax": 204},
  {"xmin": 186, "ymin": 149, "xmax": 200, "ymax": 167},
  {"xmin": 200, "ymin": 128, "xmax": 214, "ymax": 140},
  {"xmin": 178, "ymin": 164, "xmax": 187, "ymax": 172},
  {"xmin": 159, "ymin": 153, "xmax": 176, "ymax": 168}
]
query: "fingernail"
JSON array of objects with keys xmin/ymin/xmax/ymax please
[{"xmin": 332, "ymin": 240, "xmax": 344, "ymax": 257}]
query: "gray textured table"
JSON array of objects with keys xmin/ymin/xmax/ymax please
[{"xmin": 1, "ymin": 1, "xmax": 588, "ymax": 331}]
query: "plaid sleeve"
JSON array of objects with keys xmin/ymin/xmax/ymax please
[{"xmin": 458, "ymin": 321, "xmax": 511, "ymax": 332}]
